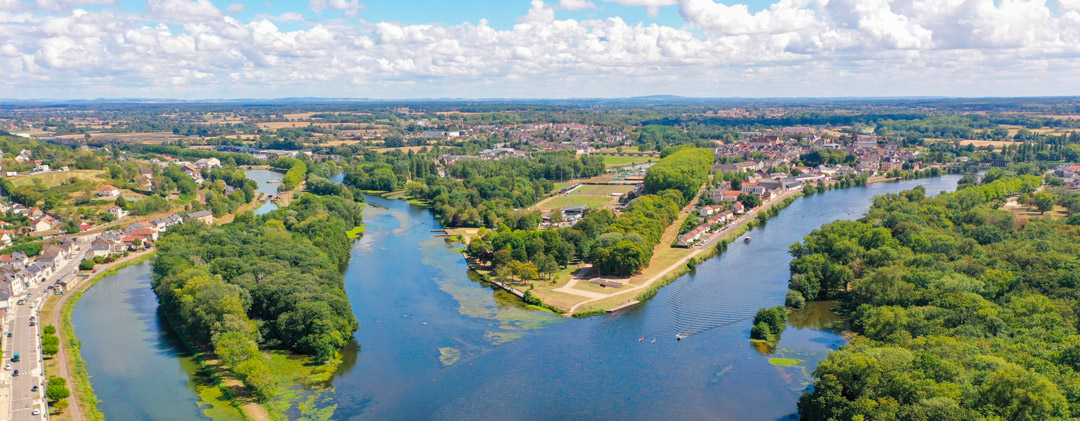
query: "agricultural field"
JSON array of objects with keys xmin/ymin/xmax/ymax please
[{"xmin": 10, "ymin": 169, "xmax": 108, "ymax": 189}]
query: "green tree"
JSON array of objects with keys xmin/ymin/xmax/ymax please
[
  {"xmin": 46, "ymin": 378, "xmax": 70, "ymax": 402},
  {"xmin": 1033, "ymin": 191, "xmax": 1056, "ymax": 214}
]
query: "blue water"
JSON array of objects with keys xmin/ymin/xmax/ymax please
[
  {"xmin": 245, "ymin": 169, "xmax": 282, "ymax": 215},
  {"xmin": 319, "ymin": 175, "xmax": 962, "ymax": 419},
  {"xmin": 71, "ymin": 174, "xmax": 962, "ymax": 420}
]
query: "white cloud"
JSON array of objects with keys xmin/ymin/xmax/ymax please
[
  {"xmin": 558, "ymin": 0, "xmax": 597, "ymax": 10},
  {"xmin": 308, "ymin": 0, "xmax": 363, "ymax": 18},
  {"xmin": 2, "ymin": 0, "xmax": 1079, "ymax": 98},
  {"xmin": 147, "ymin": 0, "xmax": 223, "ymax": 23},
  {"xmin": 225, "ymin": 2, "xmax": 245, "ymax": 13}
]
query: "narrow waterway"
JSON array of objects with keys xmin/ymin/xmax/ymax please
[
  {"xmin": 245, "ymin": 169, "xmax": 283, "ymax": 215},
  {"xmin": 69, "ymin": 174, "xmax": 960, "ymax": 420},
  {"xmin": 69, "ymin": 261, "xmax": 242, "ymax": 420}
]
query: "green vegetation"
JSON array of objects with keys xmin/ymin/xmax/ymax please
[
  {"xmin": 280, "ymin": 160, "xmax": 306, "ymax": 191},
  {"xmin": 767, "ymin": 358, "xmax": 803, "ymax": 367},
  {"xmin": 749, "ymin": 306, "xmax": 787, "ymax": 341},
  {"xmin": 343, "ymin": 150, "xmax": 604, "ymax": 228},
  {"xmin": 793, "ymin": 175, "xmax": 1080, "ymax": 420},
  {"xmin": 152, "ymin": 193, "xmax": 363, "ymax": 402},
  {"xmin": 643, "ymin": 147, "xmax": 714, "ymax": 201}
]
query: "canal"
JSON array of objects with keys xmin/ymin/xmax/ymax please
[
  {"xmin": 244, "ymin": 169, "xmax": 283, "ymax": 215},
  {"xmin": 69, "ymin": 174, "xmax": 961, "ymax": 419}
]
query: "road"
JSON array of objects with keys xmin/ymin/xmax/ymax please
[{"xmin": 4, "ymin": 235, "xmax": 93, "ymax": 420}]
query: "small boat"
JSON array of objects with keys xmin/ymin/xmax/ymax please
[
  {"xmin": 638, "ymin": 337, "xmax": 644, "ymax": 342},
  {"xmin": 743, "ymin": 237, "xmax": 751, "ymax": 244},
  {"xmin": 676, "ymin": 334, "xmax": 684, "ymax": 341},
  {"xmin": 651, "ymin": 338, "xmax": 656, "ymax": 343}
]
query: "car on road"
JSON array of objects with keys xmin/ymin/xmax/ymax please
[
  {"xmin": 32, "ymin": 408, "xmax": 40, "ymax": 415},
  {"xmin": 31, "ymin": 385, "xmax": 38, "ymax": 392},
  {"xmin": 13, "ymin": 369, "xmax": 19, "ymax": 376},
  {"xmin": 29, "ymin": 302, "xmax": 35, "ymax": 308},
  {"xmin": 7, "ymin": 332, "xmax": 11, "ymax": 337},
  {"xmin": 4, "ymin": 363, "xmax": 9, "ymax": 370},
  {"xmin": 12, "ymin": 353, "xmax": 20, "ymax": 362}
]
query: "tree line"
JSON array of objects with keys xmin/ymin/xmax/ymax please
[{"xmin": 787, "ymin": 175, "xmax": 1080, "ymax": 419}]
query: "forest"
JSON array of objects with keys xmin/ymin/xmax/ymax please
[
  {"xmin": 152, "ymin": 191, "xmax": 363, "ymax": 401},
  {"xmin": 343, "ymin": 150, "xmax": 605, "ymax": 228},
  {"xmin": 788, "ymin": 175, "xmax": 1080, "ymax": 419},
  {"xmin": 643, "ymin": 147, "xmax": 714, "ymax": 201}
]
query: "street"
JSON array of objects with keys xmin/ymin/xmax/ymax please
[{"xmin": 4, "ymin": 236, "xmax": 93, "ymax": 421}]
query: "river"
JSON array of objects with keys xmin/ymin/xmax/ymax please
[
  {"xmin": 244, "ymin": 169, "xmax": 283, "ymax": 215},
  {"xmin": 69, "ymin": 174, "xmax": 960, "ymax": 420}
]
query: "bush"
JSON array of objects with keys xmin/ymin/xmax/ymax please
[
  {"xmin": 78, "ymin": 260, "xmax": 94, "ymax": 271},
  {"xmin": 785, "ymin": 290, "xmax": 806, "ymax": 308},
  {"xmin": 750, "ymin": 322, "xmax": 774, "ymax": 341},
  {"xmin": 752, "ymin": 306, "xmax": 788, "ymax": 338}
]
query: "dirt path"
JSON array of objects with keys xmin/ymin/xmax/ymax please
[{"xmin": 200, "ymin": 356, "xmax": 270, "ymax": 421}]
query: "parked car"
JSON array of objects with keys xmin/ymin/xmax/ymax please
[
  {"xmin": 4, "ymin": 363, "xmax": 9, "ymax": 370},
  {"xmin": 13, "ymin": 369, "xmax": 19, "ymax": 376},
  {"xmin": 31, "ymin": 385, "xmax": 38, "ymax": 392},
  {"xmin": 31, "ymin": 408, "xmax": 39, "ymax": 415}
]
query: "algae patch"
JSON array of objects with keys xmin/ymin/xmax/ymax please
[
  {"xmin": 768, "ymin": 357, "xmax": 804, "ymax": 367},
  {"xmin": 439, "ymin": 347, "xmax": 462, "ymax": 366}
]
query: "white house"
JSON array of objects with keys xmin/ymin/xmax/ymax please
[
  {"xmin": 106, "ymin": 206, "xmax": 128, "ymax": 220},
  {"xmin": 98, "ymin": 185, "xmax": 121, "ymax": 198}
]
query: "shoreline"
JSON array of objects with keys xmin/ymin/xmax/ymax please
[{"xmin": 41, "ymin": 249, "xmax": 156, "ymax": 421}]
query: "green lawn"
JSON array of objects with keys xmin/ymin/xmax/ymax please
[
  {"xmin": 572, "ymin": 184, "xmax": 636, "ymax": 195},
  {"xmin": 541, "ymin": 195, "xmax": 614, "ymax": 211},
  {"xmin": 600, "ymin": 155, "xmax": 656, "ymax": 168}
]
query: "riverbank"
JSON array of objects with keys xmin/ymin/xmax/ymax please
[
  {"xmin": 563, "ymin": 189, "xmax": 802, "ymax": 315},
  {"xmin": 40, "ymin": 249, "xmax": 156, "ymax": 421}
]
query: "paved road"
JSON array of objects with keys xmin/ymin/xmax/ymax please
[{"xmin": 5, "ymin": 236, "xmax": 93, "ymax": 420}]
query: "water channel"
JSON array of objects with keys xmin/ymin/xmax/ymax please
[{"xmin": 70, "ymin": 174, "xmax": 961, "ymax": 420}]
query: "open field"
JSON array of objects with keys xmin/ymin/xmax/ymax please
[
  {"xmin": 957, "ymin": 140, "xmax": 1017, "ymax": 147},
  {"xmin": 57, "ymin": 132, "xmax": 184, "ymax": 143},
  {"xmin": 10, "ymin": 169, "xmax": 108, "ymax": 188},
  {"xmin": 256, "ymin": 121, "xmax": 341, "ymax": 129},
  {"xmin": 571, "ymin": 184, "xmax": 636, "ymax": 195},
  {"xmin": 1001, "ymin": 203, "xmax": 1069, "ymax": 221},
  {"xmin": 540, "ymin": 195, "xmax": 614, "ymax": 211},
  {"xmin": 600, "ymin": 155, "xmax": 656, "ymax": 168}
]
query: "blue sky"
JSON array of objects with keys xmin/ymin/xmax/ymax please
[{"xmin": 3, "ymin": 0, "xmax": 1079, "ymax": 99}]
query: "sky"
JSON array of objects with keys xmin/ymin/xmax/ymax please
[{"xmin": 2, "ymin": 0, "xmax": 1080, "ymax": 99}]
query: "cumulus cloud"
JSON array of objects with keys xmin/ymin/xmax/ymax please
[
  {"xmin": 147, "ymin": 0, "xmax": 223, "ymax": 23},
  {"xmin": 2, "ymin": 0, "xmax": 1079, "ymax": 98},
  {"xmin": 558, "ymin": 0, "xmax": 596, "ymax": 10},
  {"xmin": 225, "ymin": 2, "xmax": 244, "ymax": 13},
  {"xmin": 308, "ymin": 0, "xmax": 363, "ymax": 18}
]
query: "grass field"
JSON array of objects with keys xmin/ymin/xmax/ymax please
[
  {"xmin": 10, "ymin": 169, "xmax": 108, "ymax": 188},
  {"xmin": 572, "ymin": 184, "xmax": 636, "ymax": 195},
  {"xmin": 600, "ymin": 155, "xmax": 656, "ymax": 168},
  {"xmin": 542, "ymin": 195, "xmax": 614, "ymax": 211}
]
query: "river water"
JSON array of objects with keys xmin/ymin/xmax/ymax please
[
  {"xmin": 245, "ymin": 169, "xmax": 283, "ymax": 215},
  {"xmin": 70, "ymin": 174, "xmax": 960, "ymax": 420}
]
